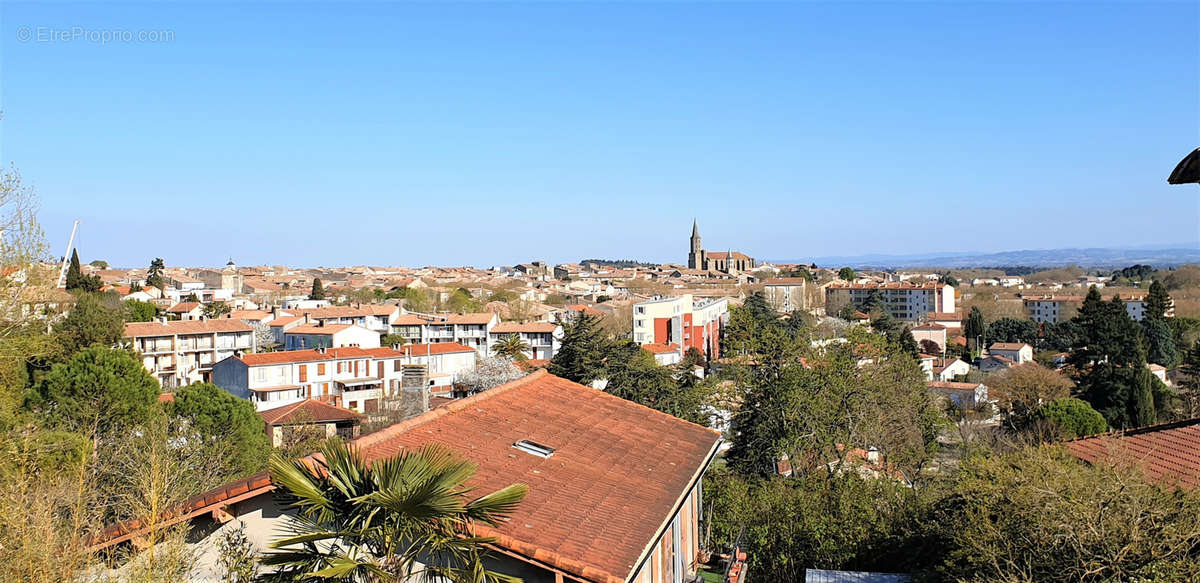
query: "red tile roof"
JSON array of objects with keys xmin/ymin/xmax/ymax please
[
  {"xmin": 268, "ymin": 315, "xmax": 303, "ymax": 328},
  {"xmin": 259, "ymin": 399, "xmax": 364, "ymax": 425},
  {"xmin": 927, "ymin": 381, "xmax": 982, "ymax": 390},
  {"xmin": 237, "ymin": 347, "xmax": 403, "ymax": 366},
  {"xmin": 227, "ymin": 309, "xmax": 272, "ymax": 321},
  {"xmin": 124, "ymin": 319, "xmax": 252, "ymax": 338},
  {"xmin": 92, "ymin": 371, "xmax": 722, "ymax": 583},
  {"xmin": 166, "ymin": 302, "xmax": 201, "ymax": 313},
  {"xmin": 351, "ymin": 370, "xmax": 721, "ymax": 583},
  {"xmin": 1065, "ymin": 418, "xmax": 1200, "ymax": 489},
  {"xmin": 640, "ymin": 343, "xmax": 681, "ymax": 355},
  {"xmin": 492, "ymin": 322, "xmax": 559, "ymax": 334},
  {"xmin": 990, "ymin": 342, "xmax": 1031, "ymax": 351},
  {"xmin": 396, "ymin": 342, "xmax": 476, "ymax": 356}
]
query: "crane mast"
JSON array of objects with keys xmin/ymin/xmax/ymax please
[{"xmin": 56, "ymin": 220, "xmax": 80, "ymax": 288}]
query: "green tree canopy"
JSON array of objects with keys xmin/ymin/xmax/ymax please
[
  {"xmin": 1033, "ymin": 397, "xmax": 1107, "ymax": 438},
  {"xmin": 492, "ymin": 333, "xmax": 530, "ymax": 361},
  {"xmin": 1144, "ymin": 280, "xmax": 1171, "ymax": 323},
  {"xmin": 963, "ymin": 307, "xmax": 986, "ymax": 346},
  {"xmin": 166, "ymin": 382, "xmax": 270, "ymax": 475},
  {"xmin": 29, "ymin": 345, "xmax": 160, "ymax": 437},
  {"xmin": 309, "ymin": 277, "xmax": 325, "ymax": 301},
  {"xmin": 1143, "ymin": 318, "xmax": 1179, "ymax": 368},
  {"xmin": 123, "ymin": 299, "xmax": 159, "ymax": 323},
  {"xmin": 548, "ymin": 314, "xmax": 610, "ymax": 384},
  {"xmin": 838, "ymin": 267, "xmax": 856, "ymax": 281},
  {"xmin": 987, "ymin": 317, "xmax": 1038, "ymax": 345},
  {"xmin": 55, "ymin": 293, "xmax": 124, "ymax": 355}
]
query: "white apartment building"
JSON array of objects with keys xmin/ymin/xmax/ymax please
[
  {"xmin": 632, "ymin": 294, "xmax": 729, "ymax": 359},
  {"xmin": 295, "ymin": 305, "xmax": 399, "ymax": 333},
  {"xmin": 211, "ymin": 346, "xmax": 405, "ymax": 413},
  {"xmin": 389, "ymin": 312, "xmax": 499, "ymax": 354},
  {"xmin": 762, "ymin": 277, "xmax": 807, "ymax": 313},
  {"xmin": 395, "ymin": 342, "xmax": 479, "ymax": 388},
  {"xmin": 125, "ymin": 319, "xmax": 256, "ymax": 388},
  {"xmin": 1022, "ymin": 294, "xmax": 1174, "ymax": 324},
  {"xmin": 825, "ymin": 282, "xmax": 955, "ymax": 322},
  {"xmin": 488, "ymin": 322, "xmax": 563, "ymax": 360}
]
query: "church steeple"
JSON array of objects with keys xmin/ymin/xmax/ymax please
[{"xmin": 688, "ymin": 219, "xmax": 704, "ymax": 269}]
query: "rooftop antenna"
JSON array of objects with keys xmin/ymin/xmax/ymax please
[{"xmin": 56, "ymin": 220, "xmax": 80, "ymax": 289}]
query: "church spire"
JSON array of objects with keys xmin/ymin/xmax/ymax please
[{"xmin": 691, "ymin": 218, "xmax": 699, "ymax": 239}]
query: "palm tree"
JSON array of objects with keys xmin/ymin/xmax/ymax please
[
  {"xmin": 492, "ymin": 334, "xmax": 530, "ymax": 361},
  {"xmin": 258, "ymin": 440, "xmax": 528, "ymax": 583}
]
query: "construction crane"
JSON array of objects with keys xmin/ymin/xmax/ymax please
[{"xmin": 56, "ymin": 220, "xmax": 80, "ymax": 288}]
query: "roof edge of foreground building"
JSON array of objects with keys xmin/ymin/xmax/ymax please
[
  {"xmin": 1063, "ymin": 416, "xmax": 1200, "ymax": 490},
  {"xmin": 91, "ymin": 369, "xmax": 723, "ymax": 583}
]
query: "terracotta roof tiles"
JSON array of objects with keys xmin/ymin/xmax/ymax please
[{"xmin": 1065, "ymin": 418, "xmax": 1200, "ymax": 489}]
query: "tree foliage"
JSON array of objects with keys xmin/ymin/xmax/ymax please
[
  {"xmin": 260, "ymin": 441, "xmax": 528, "ymax": 582},
  {"xmin": 54, "ymin": 293, "xmax": 125, "ymax": 356},
  {"xmin": 28, "ymin": 346, "xmax": 160, "ymax": 437},
  {"xmin": 547, "ymin": 314, "xmax": 608, "ymax": 384},
  {"xmin": 124, "ymin": 299, "xmax": 159, "ymax": 322},
  {"xmin": 308, "ymin": 277, "xmax": 325, "ymax": 301},
  {"xmin": 988, "ymin": 362, "xmax": 1075, "ymax": 429},
  {"xmin": 166, "ymin": 382, "xmax": 271, "ymax": 476},
  {"xmin": 145, "ymin": 258, "xmax": 166, "ymax": 289},
  {"xmin": 1033, "ymin": 397, "xmax": 1107, "ymax": 438}
]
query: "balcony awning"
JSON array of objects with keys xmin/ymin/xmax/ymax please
[
  {"xmin": 248, "ymin": 384, "xmax": 303, "ymax": 393},
  {"xmin": 338, "ymin": 377, "xmax": 381, "ymax": 387}
]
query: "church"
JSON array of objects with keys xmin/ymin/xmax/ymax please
[{"xmin": 687, "ymin": 220, "xmax": 756, "ymax": 273}]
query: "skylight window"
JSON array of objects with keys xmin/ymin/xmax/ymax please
[{"xmin": 512, "ymin": 440, "xmax": 555, "ymax": 458}]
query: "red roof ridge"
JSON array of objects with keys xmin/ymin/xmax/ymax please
[{"xmin": 1059, "ymin": 416, "xmax": 1200, "ymax": 445}]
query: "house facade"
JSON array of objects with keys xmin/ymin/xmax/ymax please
[
  {"xmin": 762, "ymin": 277, "xmax": 807, "ymax": 313},
  {"xmin": 283, "ymin": 323, "xmax": 381, "ymax": 350},
  {"xmin": 212, "ymin": 346, "xmax": 405, "ymax": 413},
  {"xmin": 488, "ymin": 321, "xmax": 562, "ymax": 360},
  {"xmin": 125, "ymin": 319, "xmax": 255, "ymax": 388}
]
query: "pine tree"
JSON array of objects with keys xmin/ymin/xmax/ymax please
[
  {"xmin": 65, "ymin": 249, "xmax": 83, "ymax": 291},
  {"xmin": 309, "ymin": 277, "xmax": 326, "ymax": 300},
  {"xmin": 1143, "ymin": 318, "xmax": 1179, "ymax": 368},
  {"xmin": 548, "ymin": 314, "xmax": 610, "ymax": 384},
  {"xmin": 145, "ymin": 257, "xmax": 166, "ymax": 289},
  {"xmin": 1144, "ymin": 280, "xmax": 1171, "ymax": 322}
]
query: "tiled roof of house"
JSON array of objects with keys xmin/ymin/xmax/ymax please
[
  {"xmin": 396, "ymin": 342, "xmax": 476, "ymax": 356},
  {"xmin": 268, "ymin": 315, "xmax": 304, "ymax": 328},
  {"xmin": 227, "ymin": 309, "xmax": 272, "ymax": 321},
  {"xmin": 990, "ymin": 342, "xmax": 1031, "ymax": 351},
  {"xmin": 640, "ymin": 343, "xmax": 681, "ymax": 355},
  {"xmin": 166, "ymin": 302, "xmax": 201, "ymax": 313},
  {"xmin": 912, "ymin": 323, "xmax": 946, "ymax": 330},
  {"xmin": 259, "ymin": 399, "xmax": 364, "ymax": 425},
  {"xmin": 238, "ymin": 347, "xmax": 379, "ymax": 366},
  {"xmin": 927, "ymin": 381, "xmax": 982, "ymax": 391},
  {"xmin": 492, "ymin": 322, "xmax": 558, "ymax": 334},
  {"xmin": 926, "ymin": 311, "xmax": 961, "ymax": 321},
  {"xmin": 124, "ymin": 319, "xmax": 252, "ymax": 338},
  {"xmin": 763, "ymin": 277, "xmax": 808, "ymax": 285},
  {"xmin": 1064, "ymin": 418, "xmax": 1200, "ymax": 489},
  {"xmin": 350, "ymin": 370, "xmax": 721, "ymax": 583}
]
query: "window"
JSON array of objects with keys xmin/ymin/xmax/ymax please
[
  {"xmin": 317, "ymin": 363, "xmax": 326, "ymax": 375},
  {"xmin": 349, "ymin": 401, "xmax": 358, "ymax": 410},
  {"xmin": 512, "ymin": 440, "xmax": 555, "ymax": 458},
  {"xmin": 255, "ymin": 368, "xmax": 266, "ymax": 382}
]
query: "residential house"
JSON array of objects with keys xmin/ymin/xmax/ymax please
[
  {"xmin": 212, "ymin": 346, "xmax": 405, "ymax": 413},
  {"xmin": 489, "ymin": 321, "xmax": 562, "ymax": 360},
  {"xmin": 642, "ymin": 343, "xmax": 683, "ymax": 366},
  {"xmin": 89, "ymin": 370, "xmax": 723, "ymax": 583},
  {"xmin": 911, "ymin": 322, "xmax": 947, "ymax": 353},
  {"xmin": 931, "ymin": 357, "xmax": 970, "ymax": 382},
  {"xmin": 979, "ymin": 354, "xmax": 1016, "ymax": 372},
  {"xmin": 166, "ymin": 302, "xmax": 205, "ymax": 321},
  {"xmin": 924, "ymin": 312, "xmax": 962, "ymax": 331},
  {"xmin": 125, "ymin": 319, "xmax": 255, "ymax": 388},
  {"xmin": 989, "ymin": 342, "xmax": 1033, "ymax": 365},
  {"xmin": 395, "ymin": 342, "xmax": 478, "ymax": 389},
  {"xmin": 284, "ymin": 323, "xmax": 381, "ymax": 351},
  {"xmin": 928, "ymin": 381, "xmax": 988, "ymax": 409},
  {"xmin": 259, "ymin": 399, "xmax": 364, "ymax": 447},
  {"xmin": 762, "ymin": 277, "xmax": 808, "ymax": 313}
]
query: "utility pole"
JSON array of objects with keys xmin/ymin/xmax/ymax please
[{"xmin": 56, "ymin": 220, "xmax": 80, "ymax": 289}]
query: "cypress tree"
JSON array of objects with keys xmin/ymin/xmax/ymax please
[
  {"xmin": 1143, "ymin": 318, "xmax": 1179, "ymax": 368},
  {"xmin": 65, "ymin": 249, "xmax": 83, "ymax": 290},
  {"xmin": 310, "ymin": 277, "xmax": 326, "ymax": 300},
  {"xmin": 1132, "ymin": 366, "xmax": 1157, "ymax": 427}
]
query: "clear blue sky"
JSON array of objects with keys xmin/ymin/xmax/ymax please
[{"xmin": 1, "ymin": 1, "xmax": 1197, "ymax": 268}]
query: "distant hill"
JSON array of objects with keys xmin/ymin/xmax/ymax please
[{"xmin": 778, "ymin": 245, "xmax": 1200, "ymax": 270}]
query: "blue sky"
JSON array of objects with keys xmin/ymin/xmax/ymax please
[{"xmin": 1, "ymin": 1, "xmax": 1197, "ymax": 268}]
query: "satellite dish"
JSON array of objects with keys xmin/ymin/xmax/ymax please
[{"xmin": 1167, "ymin": 147, "xmax": 1200, "ymax": 184}]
